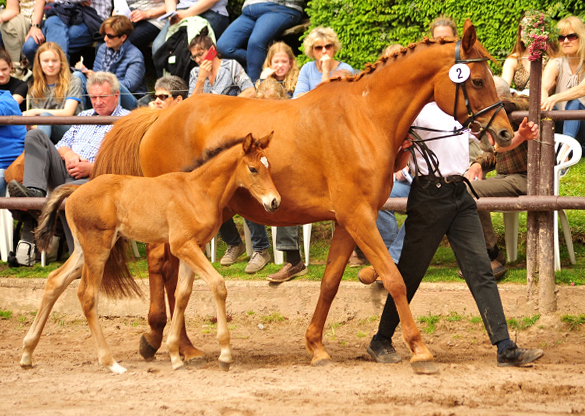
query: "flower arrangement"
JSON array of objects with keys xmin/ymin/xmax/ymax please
[{"xmin": 521, "ymin": 10, "xmax": 558, "ymax": 61}]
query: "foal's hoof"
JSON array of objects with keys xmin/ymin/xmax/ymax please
[
  {"xmin": 20, "ymin": 363, "xmax": 33, "ymax": 370},
  {"xmin": 218, "ymin": 361, "xmax": 231, "ymax": 372},
  {"xmin": 139, "ymin": 334, "xmax": 158, "ymax": 361},
  {"xmin": 311, "ymin": 358, "xmax": 333, "ymax": 367},
  {"xmin": 411, "ymin": 360, "xmax": 438, "ymax": 375},
  {"xmin": 184, "ymin": 356, "xmax": 206, "ymax": 369}
]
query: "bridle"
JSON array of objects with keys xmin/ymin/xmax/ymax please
[{"xmin": 453, "ymin": 39, "xmax": 504, "ymax": 141}]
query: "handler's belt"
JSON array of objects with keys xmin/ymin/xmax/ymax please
[{"xmin": 416, "ymin": 174, "xmax": 480, "ymax": 199}]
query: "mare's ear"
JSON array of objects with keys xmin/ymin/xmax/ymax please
[
  {"xmin": 242, "ymin": 133, "xmax": 253, "ymax": 154},
  {"xmin": 461, "ymin": 19, "xmax": 476, "ymax": 54},
  {"xmin": 256, "ymin": 131, "xmax": 274, "ymax": 149}
]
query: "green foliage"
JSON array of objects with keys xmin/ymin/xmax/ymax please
[
  {"xmin": 418, "ymin": 313, "xmax": 440, "ymax": 334},
  {"xmin": 261, "ymin": 312, "xmax": 287, "ymax": 323},
  {"xmin": 561, "ymin": 314, "xmax": 585, "ymax": 330},
  {"xmin": 507, "ymin": 314, "xmax": 541, "ymax": 331},
  {"xmin": 304, "ymin": 0, "xmax": 585, "ymax": 71},
  {"xmin": 0, "ymin": 309, "xmax": 11, "ymax": 320}
]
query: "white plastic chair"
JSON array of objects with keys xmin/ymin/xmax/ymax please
[
  {"xmin": 501, "ymin": 133, "xmax": 582, "ymax": 271},
  {"xmin": 0, "ymin": 195, "xmax": 13, "ymax": 262}
]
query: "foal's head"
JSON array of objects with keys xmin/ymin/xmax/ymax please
[{"xmin": 238, "ymin": 132, "xmax": 281, "ymax": 213}]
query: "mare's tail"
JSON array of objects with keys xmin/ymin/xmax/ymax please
[
  {"xmin": 91, "ymin": 107, "xmax": 161, "ymax": 178},
  {"xmin": 35, "ymin": 185, "xmax": 79, "ymax": 252}
]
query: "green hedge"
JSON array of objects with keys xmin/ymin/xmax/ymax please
[{"xmin": 303, "ymin": 0, "xmax": 585, "ymax": 71}]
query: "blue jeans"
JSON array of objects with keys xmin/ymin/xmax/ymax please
[
  {"xmin": 37, "ymin": 112, "xmax": 72, "ymax": 145},
  {"xmin": 376, "ymin": 179, "xmax": 411, "ymax": 263},
  {"xmin": 563, "ymin": 99, "xmax": 585, "ymax": 153},
  {"xmin": 275, "ymin": 226, "xmax": 299, "ymax": 251},
  {"xmin": 73, "ymin": 71, "xmax": 137, "ymax": 110},
  {"xmin": 128, "ymin": 21, "xmax": 161, "ymax": 50},
  {"xmin": 216, "ymin": 3, "xmax": 302, "ymax": 82},
  {"xmin": 219, "ymin": 217, "xmax": 270, "ymax": 251},
  {"xmin": 0, "ymin": 168, "xmax": 6, "ymax": 196},
  {"xmin": 23, "ymin": 16, "xmax": 93, "ymax": 64}
]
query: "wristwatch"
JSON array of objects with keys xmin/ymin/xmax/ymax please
[{"xmin": 31, "ymin": 23, "xmax": 41, "ymax": 28}]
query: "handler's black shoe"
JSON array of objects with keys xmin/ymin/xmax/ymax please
[
  {"xmin": 367, "ymin": 339, "xmax": 402, "ymax": 363},
  {"xmin": 497, "ymin": 341, "xmax": 544, "ymax": 367}
]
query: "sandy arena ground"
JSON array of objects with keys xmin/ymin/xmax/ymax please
[{"xmin": 1, "ymin": 279, "xmax": 584, "ymax": 416}]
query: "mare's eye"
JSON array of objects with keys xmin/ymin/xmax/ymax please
[
  {"xmin": 249, "ymin": 166, "xmax": 258, "ymax": 173},
  {"xmin": 472, "ymin": 79, "xmax": 484, "ymax": 87}
]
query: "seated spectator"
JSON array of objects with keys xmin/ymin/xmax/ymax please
[
  {"xmin": 23, "ymin": 42, "xmax": 82, "ymax": 144},
  {"xmin": 125, "ymin": 0, "xmax": 167, "ymax": 50},
  {"xmin": 151, "ymin": 0, "xmax": 229, "ymax": 67},
  {"xmin": 217, "ymin": 1, "xmax": 303, "ymax": 82},
  {"xmin": 7, "ymin": 72, "xmax": 130, "ymax": 253},
  {"xmin": 0, "ymin": 0, "xmax": 43, "ymax": 79},
  {"xmin": 293, "ymin": 27, "xmax": 354, "ymax": 98},
  {"xmin": 429, "ymin": 14, "xmax": 457, "ymax": 39},
  {"xmin": 0, "ymin": 47, "xmax": 28, "ymax": 111},
  {"xmin": 188, "ymin": 27, "xmax": 255, "ymax": 97},
  {"xmin": 541, "ymin": 15, "xmax": 585, "ymax": 153},
  {"xmin": 22, "ymin": 0, "xmax": 112, "ymax": 65},
  {"xmin": 149, "ymin": 75, "xmax": 188, "ymax": 109},
  {"xmin": 73, "ymin": 15, "xmax": 147, "ymax": 111},
  {"xmin": 0, "ymin": 89, "xmax": 27, "ymax": 196},
  {"xmin": 257, "ymin": 41, "xmax": 299, "ymax": 98}
]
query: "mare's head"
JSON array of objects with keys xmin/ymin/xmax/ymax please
[
  {"xmin": 434, "ymin": 19, "xmax": 513, "ymax": 150},
  {"xmin": 238, "ymin": 132, "xmax": 281, "ymax": 213}
]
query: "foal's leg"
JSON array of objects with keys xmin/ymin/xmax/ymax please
[
  {"xmin": 21, "ymin": 250, "xmax": 84, "ymax": 368},
  {"xmin": 78, "ymin": 250, "xmax": 126, "ymax": 374},
  {"xmin": 305, "ymin": 225, "xmax": 355, "ymax": 366}
]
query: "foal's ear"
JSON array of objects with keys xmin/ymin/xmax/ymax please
[
  {"xmin": 242, "ymin": 133, "xmax": 254, "ymax": 154},
  {"xmin": 461, "ymin": 19, "xmax": 477, "ymax": 53},
  {"xmin": 256, "ymin": 131, "xmax": 274, "ymax": 150}
]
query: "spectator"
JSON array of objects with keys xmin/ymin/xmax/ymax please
[
  {"xmin": 188, "ymin": 27, "xmax": 255, "ymax": 97},
  {"xmin": 541, "ymin": 15, "xmax": 585, "ymax": 153},
  {"xmin": 0, "ymin": 47, "xmax": 28, "ymax": 112},
  {"xmin": 257, "ymin": 41, "xmax": 299, "ymax": 98},
  {"xmin": 22, "ymin": 0, "xmax": 111, "ymax": 65},
  {"xmin": 0, "ymin": 89, "xmax": 27, "ymax": 196},
  {"xmin": 149, "ymin": 75, "xmax": 188, "ymax": 109},
  {"xmin": 73, "ymin": 15, "xmax": 147, "ymax": 111},
  {"xmin": 216, "ymin": 0, "xmax": 303, "ymax": 82},
  {"xmin": 429, "ymin": 14, "xmax": 457, "ymax": 39},
  {"xmin": 293, "ymin": 27, "xmax": 354, "ymax": 98},
  {"xmin": 23, "ymin": 42, "xmax": 83, "ymax": 144},
  {"xmin": 125, "ymin": 0, "xmax": 167, "ymax": 50},
  {"xmin": 358, "ymin": 102, "xmax": 543, "ymax": 368},
  {"xmin": 7, "ymin": 72, "xmax": 130, "ymax": 253},
  {"xmin": 151, "ymin": 0, "xmax": 229, "ymax": 62},
  {"xmin": 0, "ymin": 0, "xmax": 44, "ymax": 79}
]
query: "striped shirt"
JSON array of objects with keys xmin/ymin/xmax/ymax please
[{"xmin": 55, "ymin": 106, "xmax": 130, "ymax": 162}]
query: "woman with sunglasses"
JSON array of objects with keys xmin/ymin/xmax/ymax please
[
  {"xmin": 541, "ymin": 15, "xmax": 585, "ymax": 150},
  {"xmin": 149, "ymin": 75, "xmax": 188, "ymax": 109},
  {"xmin": 293, "ymin": 27, "xmax": 354, "ymax": 98},
  {"xmin": 73, "ymin": 16, "xmax": 147, "ymax": 110}
]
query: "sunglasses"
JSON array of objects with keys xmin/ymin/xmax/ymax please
[
  {"xmin": 104, "ymin": 33, "xmax": 122, "ymax": 39},
  {"xmin": 313, "ymin": 43, "xmax": 334, "ymax": 52},
  {"xmin": 152, "ymin": 94, "xmax": 173, "ymax": 101},
  {"xmin": 558, "ymin": 33, "xmax": 579, "ymax": 42}
]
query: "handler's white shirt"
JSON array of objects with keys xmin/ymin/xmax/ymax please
[{"xmin": 410, "ymin": 102, "xmax": 471, "ymax": 177}]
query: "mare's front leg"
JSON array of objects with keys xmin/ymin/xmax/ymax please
[
  {"xmin": 78, "ymin": 249, "xmax": 126, "ymax": 374},
  {"xmin": 305, "ymin": 225, "xmax": 355, "ymax": 366},
  {"xmin": 21, "ymin": 250, "xmax": 84, "ymax": 368}
]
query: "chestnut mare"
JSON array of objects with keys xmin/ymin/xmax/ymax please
[
  {"xmin": 92, "ymin": 21, "xmax": 513, "ymax": 373},
  {"xmin": 21, "ymin": 133, "xmax": 280, "ymax": 374}
]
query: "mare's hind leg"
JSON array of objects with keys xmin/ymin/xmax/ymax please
[
  {"xmin": 21, "ymin": 249, "xmax": 84, "ymax": 368},
  {"xmin": 78, "ymin": 249, "xmax": 125, "ymax": 374},
  {"xmin": 305, "ymin": 225, "xmax": 355, "ymax": 366},
  {"xmin": 167, "ymin": 244, "xmax": 231, "ymax": 371}
]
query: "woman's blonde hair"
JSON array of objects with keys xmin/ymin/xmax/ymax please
[
  {"xmin": 557, "ymin": 15, "xmax": 585, "ymax": 75},
  {"xmin": 255, "ymin": 79, "xmax": 288, "ymax": 100},
  {"xmin": 303, "ymin": 27, "xmax": 342, "ymax": 60},
  {"xmin": 30, "ymin": 42, "xmax": 71, "ymax": 102},
  {"xmin": 259, "ymin": 41, "xmax": 299, "ymax": 93}
]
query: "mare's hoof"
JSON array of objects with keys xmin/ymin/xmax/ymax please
[
  {"xmin": 173, "ymin": 364, "xmax": 187, "ymax": 371},
  {"xmin": 20, "ymin": 363, "xmax": 33, "ymax": 370},
  {"xmin": 139, "ymin": 334, "xmax": 158, "ymax": 361},
  {"xmin": 411, "ymin": 360, "xmax": 439, "ymax": 375},
  {"xmin": 218, "ymin": 361, "xmax": 231, "ymax": 372},
  {"xmin": 311, "ymin": 358, "xmax": 333, "ymax": 367},
  {"xmin": 184, "ymin": 356, "xmax": 206, "ymax": 368}
]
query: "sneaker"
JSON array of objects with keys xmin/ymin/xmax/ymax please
[
  {"xmin": 7, "ymin": 180, "xmax": 45, "ymax": 198},
  {"xmin": 358, "ymin": 266, "xmax": 378, "ymax": 285},
  {"xmin": 497, "ymin": 341, "xmax": 544, "ymax": 367},
  {"xmin": 219, "ymin": 242, "xmax": 246, "ymax": 266},
  {"xmin": 245, "ymin": 249, "xmax": 271, "ymax": 274},
  {"xmin": 367, "ymin": 339, "xmax": 402, "ymax": 363},
  {"xmin": 348, "ymin": 250, "xmax": 368, "ymax": 267},
  {"xmin": 266, "ymin": 260, "xmax": 308, "ymax": 283}
]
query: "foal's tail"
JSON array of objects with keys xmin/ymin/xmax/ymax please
[
  {"xmin": 91, "ymin": 107, "xmax": 161, "ymax": 178},
  {"xmin": 35, "ymin": 185, "xmax": 78, "ymax": 252}
]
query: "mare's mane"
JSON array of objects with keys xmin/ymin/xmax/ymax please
[{"xmin": 182, "ymin": 137, "xmax": 245, "ymax": 172}]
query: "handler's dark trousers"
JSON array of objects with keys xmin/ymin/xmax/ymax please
[{"xmin": 375, "ymin": 176, "xmax": 510, "ymax": 345}]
